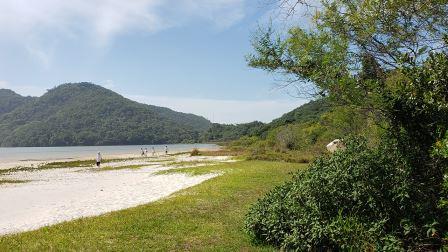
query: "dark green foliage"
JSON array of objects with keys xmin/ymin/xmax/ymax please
[
  {"xmin": 245, "ymin": 0, "xmax": 448, "ymax": 249},
  {"xmin": 245, "ymin": 54, "xmax": 448, "ymax": 251},
  {"xmin": 0, "ymin": 89, "xmax": 34, "ymax": 116},
  {"xmin": 202, "ymin": 99, "xmax": 329, "ymax": 143},
  {"xmin": 259, "ymin": 99, "xmax": 330, "ymax": 136},
  {"xmin": 0, "ymin": 83, "xmax": 211, "ymax": 147},
  {"xmin": 381, "ymin": 54, "xmax": 448, "ymax": 241},
  {"xmin": 233, "ymin": 102, "xmax": 379, "ymax": 162},
  {"xmin": 245, "ymin": 137, "xmax": 447, "ymax": 251},
  {"xmin": 202, "ymin": 121, "xmax": 265, "ymax": 142}
]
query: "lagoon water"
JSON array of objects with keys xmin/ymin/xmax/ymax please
[{"xmin": 0, "ymin": 144, "xmax": 219, "ymax": 167}]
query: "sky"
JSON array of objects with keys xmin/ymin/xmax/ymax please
[{"xmin": 0, "ymin": 0, "xmax": 311, "ymax": 124}]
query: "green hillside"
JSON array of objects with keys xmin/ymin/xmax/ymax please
[
  {"xmin": 201, "ymin": 121, "xmax": 265, "ymax": 142},
  {"xmin": 202, "ymin": 99, "xmax": 330, "ymax": 142},
  {"xmin": 0, "ymin": 89, "xmax": 34, "ymax": 116},
  {"xmin": 0, "ymin": 83, "xmax": 211, "ymax": 147},
  {"xmin": 225, "ymin": 99, "xmax": 378, "ymax": 163},
  {"xmin": 261, "ymin": 99, "xmax": 330, "ymax": 133}
]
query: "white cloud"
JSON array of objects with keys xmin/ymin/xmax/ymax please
[
  {"xmin": 0, "ymin": 80, "xmax": 9, "ymax": 89},
  {"xmin": 0, "ymin": 81, "xmax": 50, "ymax": 96},
  {"xmin": 25, "ymin": 45, "xmax": 52, "ymax": 69},
  {"xmin": 100, "ymin": 80, "xmax": 116, "ymax": 90},
  {"xmin": 0, "ymin": 0, "xmax": 247, "ymax": 66},
  {"xmin": 6, "ymin": 84, "xmax": 48, "ymax": 97},
  {"xmin": 0, "ymin": 0, "xmax": 246, "ymax": 43},
  {"xmin": 127, "ymin": 95, "xmax": 307, "ymax": 124},
  {"xmin": 179, "ymin": 0, "xmax": 246, "ymax": 29}
]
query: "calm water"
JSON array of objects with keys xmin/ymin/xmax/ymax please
[{"xmin": 0, "ymin": 144, "xmax": 220, "ymax": 164}]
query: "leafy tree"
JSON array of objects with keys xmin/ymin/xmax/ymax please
[
  {"xmin": 246, "ymin": 0, "xmax": 448, "ymax": 250},
  {"xmin": 249, "ymin": 0, "xmax": 447, "ymax": 100}
]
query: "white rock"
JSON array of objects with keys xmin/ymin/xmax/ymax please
[{"xmin": 326, "ymin": 139, "xmax": 346, "ymax": 153}]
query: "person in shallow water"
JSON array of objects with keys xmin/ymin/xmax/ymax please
[{"xmin": 96, "ymin": 152, "xmax": 102, "ymax": 168}]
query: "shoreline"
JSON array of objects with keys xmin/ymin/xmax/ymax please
[{"xmin": 0, "ymin": 144, "xmax": 220, "ymax": 170}]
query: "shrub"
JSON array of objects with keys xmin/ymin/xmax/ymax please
[
  {"xmin": 190, "ymin": 148, "xmax": 200, "ymax": 156},
  {"xmin": 245, "ymin": 137, "xmax": 447, "ymax": 251},
  {"xmin": 275, "ymin": 126, "xmax": 297, "ymax": 151}
]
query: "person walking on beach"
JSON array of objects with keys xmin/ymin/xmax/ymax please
[
  {"xmin": 144, "ymin": 148, "xmax": 148, "ymax": 157},
  {"xmin": 96, "ymin": 152, "xmax": 102, "ymax": 168},
  {"xmin": 152, "ymin": 147, "xmax": 156, "ymax": 156},
  {"xmin": 141, "ymin": 148, "xmax": 145, "ymax": 157},
  {"xmin": 165, "ymin": 145, "xmax": 168, "ymax": 155}
]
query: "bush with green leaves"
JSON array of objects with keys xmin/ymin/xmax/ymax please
[
  {"xmin": 245, "ymin": 137, "xmax": 447, "ymax": 251},
  {"xmin": 245, "ymin": 0, "xmax": 448, "ymax": 249}
]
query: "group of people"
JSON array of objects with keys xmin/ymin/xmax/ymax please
[
  {"xmin": 95, "ymin": 145, "xmax": 170, "ymax": 168},
  {"xmin": 140, "ymin": 146, "xmax": 168, "ymax": 157}
]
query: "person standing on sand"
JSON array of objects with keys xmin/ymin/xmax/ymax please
[
  {"xmin": 96, "ymin": 152, "xmax": 102, "ymax": 168},
  {"xmin": 165, "ymin": 145, "xmax": 168, "ymax": 155},
  {"xmin": 144, "ymin": 148, "xmax": 148, "ymax": 157},
  {"xmin": 152, "ymin": 147, "xmax": 156, "ymax": 156},
  {"xmin": 141, "ymin": 148, "xmax": 145, "ymax": 156}
]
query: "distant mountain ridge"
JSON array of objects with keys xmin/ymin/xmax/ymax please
[
  {"xmin": 0, "ymin": 83, "xmax": 211, "ymax": 147},
  {"xmin": 201, "ymin": 99, "xmax": 330, "ymax": 142},
  {"xmin": 0, "ymin": 89, "xmax": 35, "ymax": 117},
  {"xmin": 259, "ymin": 99, "xmax": 330, "ymax": 134}
]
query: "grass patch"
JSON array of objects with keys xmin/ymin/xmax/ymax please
[
  {"xmin": 39, "ymin": 159, "xmax": 96, "ymax": 169},
  {"xmin": 166, "ymin": 160, "xmax": 219, "ymax": 168},
  {"xmin": 99, "ymin": 164, "xmax": 148, "ymax": 171},
  {"xmin": 166, "ymin": 152, "xmax": 190, "ymax": 156},
  {"xmin": 140, "ymin": 158, "xmax": 175, "ymax": 163},
  {"xmin": 0, "ymin": 179, "xmax": 29, "ymax": 185},
  {"xmin": 156, "ymin": 163, "xmax": 227, "ymax": 176},
  {"xmin": 0, "ymin": 167, "xmax": 32, "ymax": 175},
  {"xmin": 0, "ymin": 160, "xmax": 305, "ymax": 251},
  {"xmin": 247, "ymin": 150, "xmax": 314, "ymax": 164},
  {"xmin": 0, "ymin": 160, "xmax": 100, "ymax": 175},
  {"xmin": 198, "ymin": 149, "xmax": 247, "ymax": 156},
  {"xmin": 0, "ymin": 157, "xmax": 176, "ymax": 175}
]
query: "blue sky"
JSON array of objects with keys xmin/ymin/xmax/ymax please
[{"xmin": 0, "ymin": 0, "xmax": 310, "ymax": 123}]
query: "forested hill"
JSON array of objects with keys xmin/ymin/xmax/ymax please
[
  {"xmin": 0, "ymin": 83, "xmax": 211, "ymax": 147},
  {"xmin": 0, "ymin": 89, "xmax": 35, "ymax": 117},
  {"xmin": 201, "ymin": 99, "xmax": 331, "ymax": 142},
  {"xmin": 201, "ymin": 121, "xmax": 266, "ymax": 142},
  {"xmin": 260, "ymin": 99, "xmax": 330, "ymax": 134}
]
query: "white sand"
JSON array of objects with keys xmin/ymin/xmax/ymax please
[{"xmin": 0, "ymin": 155, "xmax": 232, "ymax": 236}]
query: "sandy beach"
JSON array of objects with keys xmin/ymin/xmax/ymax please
[{"xmin": 0, "ymin": 154, "xmax": 234, "ymax": 236}]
